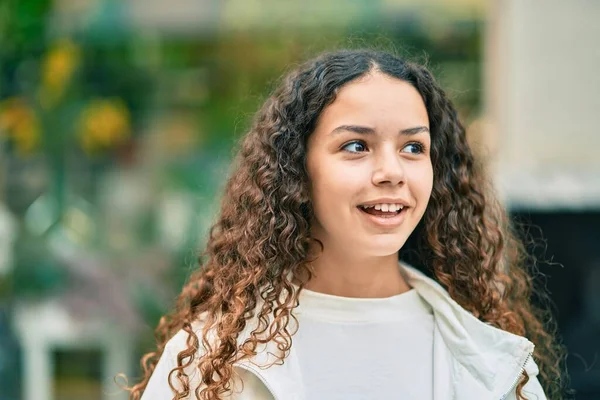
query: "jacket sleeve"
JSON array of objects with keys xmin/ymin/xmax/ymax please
[
  {"xmin": 139, "ymin": 329, "xmax": 272, "ymax": 400},
  {"xmin": 521, "ymin": 357, "xmax": 548, "ymax": 400},
  {"xmin": 141, "ymin": 329, "xmax": 202, "ymax": 400}
]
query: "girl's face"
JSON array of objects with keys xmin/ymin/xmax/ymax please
[{"xmin": 306, "ymin": 71, "xmax": 433, "ymax": 257}]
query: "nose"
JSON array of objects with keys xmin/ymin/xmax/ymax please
[{"xmin": 371, "ymin": 147, "xmax": 406, "ymax": 186}]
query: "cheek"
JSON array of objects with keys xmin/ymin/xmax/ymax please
[
  {"xmin": 409, "ymin": 163, "xmax": 434, "ymax": 201},
  {"xmin": 313, "ymin": 164, "xmax": 355, "ymax": 203},
  {"xmin": 309, "ymin": 161, "xmax": 365, "ymax": 217}
]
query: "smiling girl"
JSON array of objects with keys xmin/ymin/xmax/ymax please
[{"xmin": 128, "ymin": 49, "xmax": 566, "ymax": 400}]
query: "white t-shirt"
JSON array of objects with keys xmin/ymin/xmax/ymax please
[{"xmin": 293, "ymin": 286, "xmax": 435, "ymax": 399}]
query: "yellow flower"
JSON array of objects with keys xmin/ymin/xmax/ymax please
[
  {"xmin": 39, "ymin": 39, "xmax": 80, "ymax": 108},
  {"xmin": 78, "ymin": 98, "xmax": 131, "ymax": 154},
  {"xmin": 0, "ymin": 97, "xmax": 41, "ymax": 154}
]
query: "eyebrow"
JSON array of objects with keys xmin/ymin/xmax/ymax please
[{"xmin": 330, "ymin": 124, "xmax": 430, "ymax": 136}]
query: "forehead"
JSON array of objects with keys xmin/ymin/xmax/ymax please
[{"xmin": 315, "ymin": 72, "xmax": 429, "ymax": 133}]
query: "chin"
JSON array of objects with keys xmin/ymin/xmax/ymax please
[{"xmin": 363, "ymin": 237, "xmax": 407, "ymax": 257}]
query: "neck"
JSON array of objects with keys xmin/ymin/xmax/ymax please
[{"xmin": 299, "ymin": 245, "xmax": 411, "ymax": 298}]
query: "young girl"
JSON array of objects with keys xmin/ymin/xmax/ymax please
[{"xmin": 128, "ymin": 49, "xmax": 566, "ymax": 400}]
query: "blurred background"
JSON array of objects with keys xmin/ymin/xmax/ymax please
[{"xmin": 0, "ymin": 0, "xmax": 598, "ymax": 399}]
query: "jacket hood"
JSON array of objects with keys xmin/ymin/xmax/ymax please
[{"xmin": 399, "ymin": 262, "xmax": 535, "ymax": 396}]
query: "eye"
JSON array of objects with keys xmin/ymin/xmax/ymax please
[
  {"xmin": 402, "ymin": 142, "xmax": 426, "ymax": 154},
  {"xmin": 341, "ymin": 140, "xmax": 368, "ymax": 154}
]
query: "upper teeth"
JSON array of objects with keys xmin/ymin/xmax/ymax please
[{"xmin": 361, "ymin": 204, "xmax": 404, "ymax": 212}]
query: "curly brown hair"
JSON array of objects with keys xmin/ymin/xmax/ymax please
[{"xmin": 126, "ymin": 49, "xmax": 568, "ymax": 400}]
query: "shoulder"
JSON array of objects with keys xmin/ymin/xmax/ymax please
[
  {"xmin": 142, "ymin": 315, "xmax": 263, "ymax": 399},
  {"xmin": 164, "ymin": 318, "xmax": 208, "ymax": 357},
  {"xmin": 141, "ymin": 318, "xmax": 209, "ymax": 399}
]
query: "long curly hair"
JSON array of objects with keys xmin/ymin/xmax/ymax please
[{"xmin": 127, "ymin": 49, "xmax": 568, "ymax": 400}]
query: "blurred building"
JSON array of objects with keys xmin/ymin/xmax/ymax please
[
  {"xmin": 487, "ymin": 0, "xmax": 600, "ymax": 210},
  {"xmin": 486, "ymin": 1, "xmax": 600, "ymax": 397}
]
